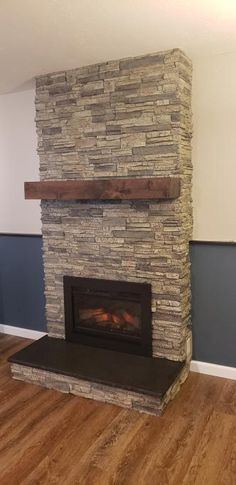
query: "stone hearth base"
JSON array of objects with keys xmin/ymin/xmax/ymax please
[{"xmin": 10, "ymin": 363, "xmax": 189, "ymax": 416}]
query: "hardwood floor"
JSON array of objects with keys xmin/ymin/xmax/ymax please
[{"xmin": 0, "ymin": 334, "xmax": 235, "ymax": 484}]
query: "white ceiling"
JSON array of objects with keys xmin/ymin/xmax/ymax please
[{"xmin": 1, "ymin": 0, "xmax": 236, "ymax": 94}]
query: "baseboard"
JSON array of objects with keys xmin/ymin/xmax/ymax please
[
  {"xmin": 190, "ymin": 360, "xmax": 236, "ymax": 380},
  {"xmin": 0, "ymin": 324, "xmax": 46, "ymax": 341}
]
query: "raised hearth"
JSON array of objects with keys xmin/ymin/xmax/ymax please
[{"xmin": 9, "ymin": 336, "xmax": 185, "ymax": 415}]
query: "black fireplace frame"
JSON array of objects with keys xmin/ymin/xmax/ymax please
[{"xmin": 64, "ymin": 276, "xmax": 152, "ymax": 356}]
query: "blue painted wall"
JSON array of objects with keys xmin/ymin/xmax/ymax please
[
  {"xmin": 0, "ymin": 235, "xmax": 235, "ymax": 366},
  {"xmin": 190, "ymin": 242, "xmax": 236, "ymax": 367},
  {"xmin": 0, "ymin": 235, "xmax": 46, "ymax": 331}
]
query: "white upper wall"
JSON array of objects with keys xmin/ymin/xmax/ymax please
[
  {"xmin": 0, "ymin": 88, "xmax": 41, "ymax": 234},
  {"xmin": 0, "ymin": 50, "xmax": 236, "ymax": 240},
  {"xmin": 192, "ymin": 51, "xmax": 236, "ymax": 241}
]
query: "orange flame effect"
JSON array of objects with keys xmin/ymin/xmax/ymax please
[{"xmin": 79, "ymin": 307, "xmax": 139, "ymax": 328}]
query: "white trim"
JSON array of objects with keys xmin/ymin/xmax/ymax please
[
  {"xmin": 191, "ymin": 360, "xmax": 236, "ymax": 380},
  {"xmin": 0, "ymin": 324, "xmax": 46, "ymax": 340}
]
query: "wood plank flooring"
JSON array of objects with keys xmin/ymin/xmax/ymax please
[{"xmin": 0, "ymin": 333, "xmax": 235, "ymax": 485}]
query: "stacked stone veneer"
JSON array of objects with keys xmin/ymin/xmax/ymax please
[
  {"xmin": 11, "ymin": 363, "xmax": 189, "ymax": 415},
  {"xmin": 35, "ymin": 48, "xmax": 193, "ymax": 362}
]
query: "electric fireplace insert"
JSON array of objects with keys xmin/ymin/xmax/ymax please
[{"xmin": 64, "ymin": 276, "xmax": 152, "ymax": 356}]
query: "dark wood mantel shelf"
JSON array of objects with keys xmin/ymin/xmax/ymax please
[{"xmin": 24, "ymin": 177, "xmax": 180, "ymax": 201}]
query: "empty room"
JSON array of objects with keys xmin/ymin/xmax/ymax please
[{"xmin": 0, "ymin": 1, "xmax": 235, "ymax": 484}]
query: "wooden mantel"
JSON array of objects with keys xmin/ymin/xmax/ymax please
[{"xmin": 24, "ymin": 177, "xmax": 180, "ymax": 201}]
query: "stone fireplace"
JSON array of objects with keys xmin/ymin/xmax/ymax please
[{"xmin": 9, "ymin": 48, "xmax": 193, "ymax": 415}]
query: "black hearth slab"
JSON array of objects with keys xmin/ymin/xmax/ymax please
[{"xmin": 9, "ymin": 336, "xmax": 184, "ymax": 398}]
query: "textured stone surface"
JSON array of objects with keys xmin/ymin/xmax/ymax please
[
  {"xmin": 35, "ymin": 48, "xmax": 193, "ymax": 362},
  {"xmin": 10, "ymin": 363, "xmax": 189, "ymax": 416}
]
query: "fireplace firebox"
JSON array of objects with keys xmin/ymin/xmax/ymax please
[{"xmin": 64, "ymin": 276, "xmax": 152, "ymax": 356}]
